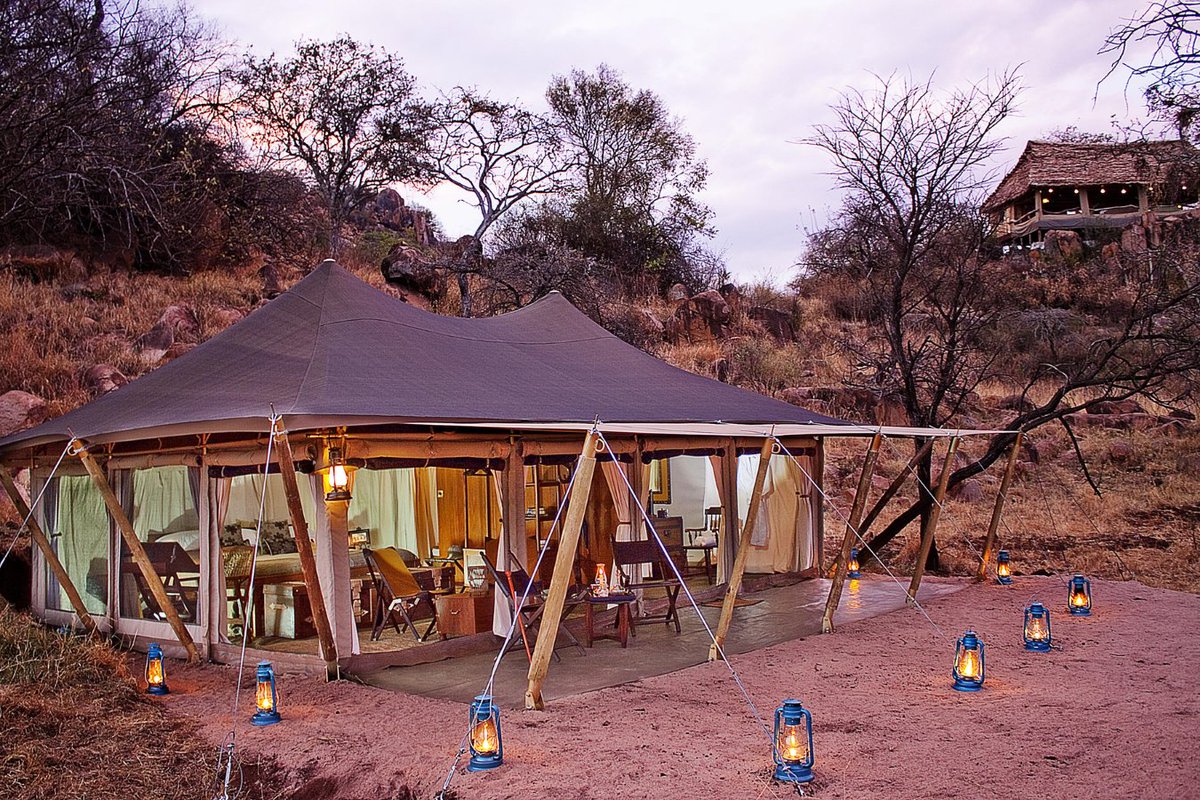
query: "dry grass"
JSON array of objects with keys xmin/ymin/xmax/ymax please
[{"xmin": 0, "ymin": 609, "xmax": 282, "ymax": 800}]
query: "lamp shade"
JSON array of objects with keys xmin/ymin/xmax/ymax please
[{"xmin": 251, "ymin": 661, "xmax": 281, "ymax": 726}]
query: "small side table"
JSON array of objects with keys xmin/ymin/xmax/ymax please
[
  {"xmin": 683, "ymin": 543, "xmax": 718, "ymax": 584},
  {"xmin": 584, "ymin": 593, "xmax": 637, "ymax": 648}
]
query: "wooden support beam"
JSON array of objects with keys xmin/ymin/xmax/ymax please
[
  {"xmin": 0, "ymin": 469, "xmax": 98, "ymax": 635},
  {"xmin": 275, "ymin": 430, "xmax": 339, "ymax": 679},
  {"xmin": 74, "ymin": 440, "xmax": 198, "ymax": 661},
  {"xmin": 525, "ymin": 431, "xmax": 598, "ymax": 711},
  {"xmin": 854, "ymin": 436, "xmax": 937, "ymax": 555},
  {"xmin": 821, "ymin": 434, "xmax": 881, "ymax": 634},
  {"xmin": 708, "ymin": 438, "xmax": 775, "ymax": 661},
  {"xmin": 906, "ymin": 437, "xmax": 959, "ymax": 603},
  {"xmin": 975, "ymin": 432, "xmax": 1023, "ymax": 582}
]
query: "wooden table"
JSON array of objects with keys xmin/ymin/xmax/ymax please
[{"xmin": 584, "ymin": 593, "xmax": 637, "ymax": 648}]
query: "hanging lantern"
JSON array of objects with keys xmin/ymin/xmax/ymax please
[
  {"xmin": 251, "ymin": 661, "xmax": 281, "ymax": 726},
  {"xmin": 847, "ymin": 548, "xmax": 861, "ymax": 579},
  {"xmin": 995, "ymin": 549, "xmax": 1013, "ymax": 585},
  {"xmin": 324, "ymin": 445, "xmax": 352, "ymax": 502},
  {"xmin": 145, "ymin": 642, "xmax": 169, "ymax": 696},
  {"xmin": 952, "ymin": 630, "xmax": 986, "ymax": 692},
  {"xmin": 1023, "ymin": 602, "xmax": 1052, "ymax": 651},
  {"xmin": 467, "ymin": 694, "xmax": 503, "ymax": 771},
  {"xmin": 1068, "ymin": 574, "xmax": 1092, "ymax": 616},
  {"xmin": 772, "ymin": 698, "xmax": 815, "ymax": 784}
]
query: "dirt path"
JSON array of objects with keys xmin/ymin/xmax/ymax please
[{"xmin": 161, "ymin": 576, "xmax": 1200, "ymax": 799}]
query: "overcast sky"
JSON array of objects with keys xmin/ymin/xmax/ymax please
[{"xmin": 194, "ymin": 0, "xmax": 1155, "ymax": 282}]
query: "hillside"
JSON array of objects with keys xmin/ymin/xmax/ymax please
[{"xmin": 0, "ymin": 244, "xmax": 1196, "ymax": 596}]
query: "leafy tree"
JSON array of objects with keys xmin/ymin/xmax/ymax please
[
  {"xmin": 542, "ymin": 64, "xmax": 716, "ymax": 292},
  {"xmin": 422, "ymin": 88, "xmax": 567, "ymax": 315},
  {"xmin": 236, "ymin": 37, "xmax": 430, "ymax": 255},
  {"xmin": 0, "ymin": 0, "xmax": 243, "ymax": 270}
]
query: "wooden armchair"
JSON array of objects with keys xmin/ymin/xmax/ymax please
[
  {"xmin": 482, "ymin": 552, "xmax": 585, "ymax": 661},
  {"xmin": 363, "ymin": 546, "xmax": 442, "ymax": 642},
  {"xmin": 612, "ymin": 538, "xmax": 682, "ymax": 633}
]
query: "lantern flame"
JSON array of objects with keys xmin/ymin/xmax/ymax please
[
  {"xmin": 472, "ymin": 717, "xmax": 499, "ymax": 755},
  {"xmin": 330, "ymin": 464, "xmax": 349, "ymax": 491},
  {"xmin": 997, "ymin": 561, "xmax": 1011, "ymax": 579},
  {"xmin": 778, "ymin": 727, "xmax": 809, "ymax": 762},
  {"xmin": 256, "ymin": 678, "xmax": 274, "ymax": 712},
  {"xmin": 1070, "ymin": 589, "xmax": 1088, "ymax": 608},
  {"xmin": 146, "ymin": 658, "xmax": 164, "ymax": 686},
  {"xmin": 1025, "ymin": 616, "xmax": 1049, "ymax": 642},
  {"xmin": 956, "ymin": 649, "xmax": 981, "ymax": 680}
]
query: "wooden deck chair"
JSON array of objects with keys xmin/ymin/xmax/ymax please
[
  {"xmin": 363, "ymin": 546, "xmax": 441, "ymax": 642},
  {"xmin": 482, "ymin": 552, "xmax": 585, "ymax": 661},
  {"xmin": 612, "ymin": 538, "xmax": 682, "ymax": 633}
]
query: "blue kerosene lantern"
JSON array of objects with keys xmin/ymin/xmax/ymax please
[
  {"xmin": 145, "ymin": 642, "xmax": 169, "ymax": 696},
  {"xmin": 467, "ymin": 694, "xmax": 503, "ymax": 771},
  {"xmin": 772, "ymin": 698, "xmax": 814, "ymax": 784},
  {"xmin": 952, "ymin": 630, "xmax": 985, "ymax": 692},
  {"xmin": 1068, "ymin": 574, "xmax": 1092, "ymax": 616},
  {"xmin": 1023, "ymin": 602, "xmax": 1052, "ymax": 651},
  {"xmin": 847, "ymin": 548, "xmax": 861, "ymax": 579},
  {"xmin": 995, "ymin": 549, "xmax": 1013, "ymax": 585},
  {"xmin": 251, "ymin": 661, "xmax": 281, "ymax": 726}
]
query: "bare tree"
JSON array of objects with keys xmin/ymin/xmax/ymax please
[
  {"xmin": 422, "ymin": 88, "xmax": 567, "ymax": 316},
  {"xmin": 236, "ymin": 37, "xmax": 430, "ymax": 255},
  {"xmin": 804, "ymin": 71, "xmax": 1021, "ymax": 567},
  {"xmin": 1100, "ymin": 0, "xmax": 1200, "ymax": 140}
]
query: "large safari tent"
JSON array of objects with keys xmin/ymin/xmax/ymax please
[{"xmin": 0, "ymin": 261, "xmax": 978, "ymax": 686}]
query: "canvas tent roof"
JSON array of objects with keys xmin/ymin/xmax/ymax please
[{"xmin": 0, "ymin": 261, "xmax": 853, "ymax": 453}]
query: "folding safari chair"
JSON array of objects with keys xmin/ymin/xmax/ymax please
[
  {"xmin": 483, "ymin": 552, "xmax": 586, "ymax": 661},
  {"xmin": 612, "ymin": 538, "xmax": 683, "ymax": 634},
  {"xmin": 363, "ymin": 546, "xmax": 441, "ymax": 642}
]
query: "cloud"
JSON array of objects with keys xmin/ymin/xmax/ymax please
[{"xmin": 196, "ymin": 0, "xmax": 1154, "ymax": 279}]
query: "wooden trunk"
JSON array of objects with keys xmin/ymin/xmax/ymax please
[{"xmin": 435, "ymin": 591, "xmax": 495, "ymax": 637}]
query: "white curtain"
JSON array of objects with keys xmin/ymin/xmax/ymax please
[
  {"xmin": 601, "ymin": 461, "xmax": 633, "ymax": 547},
  {"xmin": 347, "ymin": 468, "xmax": 418, "ymax": 552},
  {"xmin": 52, "ymin": 475, "xmax": 108, "ymax": 615},
  {"xmin": 492, "ymin": 469, "xmax": 512, "ymax": 636},
  {"xmin": 738, "ymin": 454, "xmax": 816, "ymax": 574}
]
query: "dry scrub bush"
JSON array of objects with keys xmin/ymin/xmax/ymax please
[{"xmin": 0, "ymin": 610, "xmax": 281, "ymax": 800}]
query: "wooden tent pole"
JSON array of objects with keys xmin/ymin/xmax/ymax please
[
  {"xmin": 907, "ymin": 437, "xmax": 959, "ymax": 603},
  {"xmin": 975, "ymin": 432, "xmax": 1023, "ymax": 582},
  {"xmin": 821, "ymin": 433, "xmax": 881, "ymax": 634},
  {"xmin": 0, "ymin": 469, "xmax": 98, "ymax": 635},
  {"xmin": 525, "ymin": 430, "xmax": 599, "ymax": 711},
  {"xmin": 73, "ymin": 440, "xmax": 198, "ymax": 661},
  {"xmin": 708, "ymin": 437, "xmax": 775, "ymax": 661},
  {"xmin": 854, "ymin": 437, "xmax": 937, "ymax": 552},
  {"xmin": 275, "ymin": 429, "xmax": 339, "ymax": 680}
]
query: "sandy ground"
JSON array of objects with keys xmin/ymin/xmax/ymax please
[{"xmin": 161, "ymin": 576, "xmax": 1200, "ymax": 799}]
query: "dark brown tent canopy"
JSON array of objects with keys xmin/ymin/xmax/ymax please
[{"xmin": 0, "ymin": 261, "xmax": 848, "ymax": 451}]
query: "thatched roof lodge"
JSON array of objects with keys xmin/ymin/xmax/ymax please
[{"xmin": 983, "ymin": 139, "xmax": 1199, "ymax": 243}]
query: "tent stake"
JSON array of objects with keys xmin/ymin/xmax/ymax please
[
  {"xmin": 821, "ymin": 433, "xmax": 881, "ymax": 634},
  {"xmin": 708, "ymin": 437, "xmax": 774, "ymax": 660},
  {"xmin": 73, "ymin": 440, "xmax": 198, "ymax": 661},
  {"xmin": 275, "ymin": 429, "xmax": 340, "ymax": 680},
  {"xmin": 975, "ymin": 432, "xmax": 1023, "ymax": 581},
  {"xmin": 0, "ymin": 469, "xmax": 98, "ymax": 635},
  {"xmin": 907, "ymin": 437, "xmax": 959, "ymax": 603},
  {"xmin": 525, "ymin": 430, "xmax": 598, "ymax": 711}
]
